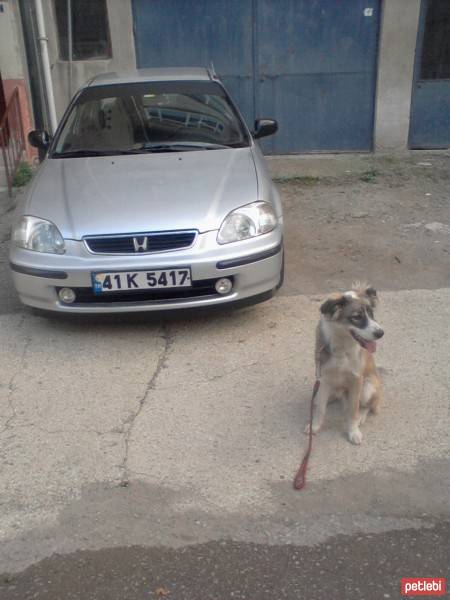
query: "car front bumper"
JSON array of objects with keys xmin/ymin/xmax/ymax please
[{"xmin": 9, "ymin": 227, "xmax": 283, "ymax": 313}]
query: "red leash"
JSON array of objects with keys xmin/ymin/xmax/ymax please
[{"xmin": 293, "ymin": 379, "xmax": 321, "ymax": 490}]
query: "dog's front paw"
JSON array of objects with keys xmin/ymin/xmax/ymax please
[
  {"xmin": 348, "ymin": 427, "xmax": 363, "ymax": 445},
  {"xmin": 304, "ymin": 422, "xmax": 321, "ymax": 435},
  {"xmin": 358, "ymin": 408, "xmax": 369, "ymax": 426}
]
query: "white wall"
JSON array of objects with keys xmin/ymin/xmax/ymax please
[
  {"xmin": 0, "ymin": 0, "xmax": 25, "ymax": 79},
  {"xmin": 42, "ymin": 0, "xmax": 137, "ymax": 119}
]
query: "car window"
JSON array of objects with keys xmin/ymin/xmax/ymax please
[{"xmin": 53, "ymin": 81, "xmax": 250, "ymax": 156}]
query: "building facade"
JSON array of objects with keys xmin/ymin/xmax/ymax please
[
  {"xmin": 1, "ymin": 0, "xmax": 450, "ymax": 156},
  {"xmin": 0, "ymin": 0, "xmax": 35, "ymax": 161}
]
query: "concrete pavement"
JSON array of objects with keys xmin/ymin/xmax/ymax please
[
  {"xmin": 0, "ymin": 156, "xmax": 449, "ymax": 598},
  {"xmin": 0, "ymin": 288, "xmax": 449, "ymax": 577}
]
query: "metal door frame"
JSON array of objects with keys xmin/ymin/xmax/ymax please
[
  {"xmin": 408, "ymin": 0, "xmax": 450, "ymax": 149},
  {"xmin": 253, "ymin": 0, "xmax": 382, "ymax": 153},
  {"xmin": 131, "ymin": 0, "xmax": 382, "ymax": 154},
  {"xmin": 408, "ymin": 0, "xmax": 428, "ymax": 148}
]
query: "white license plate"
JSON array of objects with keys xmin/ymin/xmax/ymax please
[{"xmin": 92, "ymin": 268, "xmax": 191, "ymax": 294}]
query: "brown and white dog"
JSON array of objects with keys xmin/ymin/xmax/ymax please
[{"xmin": 306, "ymin": 283, "xmax": 384, "ymax": 445}]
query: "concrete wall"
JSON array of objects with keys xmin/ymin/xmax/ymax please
[
  {"xmin": 42, "ymin": 0, "xmax": 136, "ymax": 119},
  {"xmin": 0, "ymin": 0, "xmax": 36, "ymax": 162},
  {"xmin": 374, "ymin": 0, "xmax": 422, "ymax": 151},
  {"xmin": 7, "ymin": 0, "xmax": 423, "ymax": 153},
  {"xmin": 0, "ymin": 0, "xmax": 26, "ymax": 80}
]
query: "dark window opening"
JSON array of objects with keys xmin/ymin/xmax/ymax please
[
  {"xmin": 420, "ymin": 0, "xmax": 450, "ymax": 80},
  {"xmin": 54, "ymin": 0, "xmax": 111, "ymax": 61}
]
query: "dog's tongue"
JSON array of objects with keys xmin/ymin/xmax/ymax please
[{"xmin": 365, "ymin": 341, "xmax": 377, "ymax": 353}]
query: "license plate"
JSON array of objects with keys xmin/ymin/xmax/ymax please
[{"xmin": 92, "ymin": 268, "xmax": 191, "ymax": 294}]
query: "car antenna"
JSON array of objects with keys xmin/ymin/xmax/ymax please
[{"xmin": 208, "ymin": 61, "xmax": 218, "ymax": 80}]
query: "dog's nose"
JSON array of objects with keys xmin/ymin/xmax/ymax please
[{"xmin": 374, "ymin": 328, "xmax": 384, "ymax": 339}]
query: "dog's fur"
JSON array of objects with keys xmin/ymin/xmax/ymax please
[{"xmin": 306, "ymin": 283, "xmax": 384, "ymax": 444}]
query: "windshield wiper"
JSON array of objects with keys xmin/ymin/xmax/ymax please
[
  {"xmin": 137, "ymin": 142, "xmax": 233, "ymax": 152},
  {"xmin": 52, "ymin": 149, "xmax": 135, "ymax": 158},
  {"xmin": 52, "ymin": 142, "xmax": 241, "ymax": 158}
]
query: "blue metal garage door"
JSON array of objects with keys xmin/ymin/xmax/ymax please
[
  {"xmin": 132, "ymin": 0, "xmax": 254, "ymax": 126},
  {"xmin": 132, "ymin": 0, "xmax": 381, "ymax": 153},
  {"xmin": 409, "ymin": 0, "xmax": 450, "ymax": 149}
]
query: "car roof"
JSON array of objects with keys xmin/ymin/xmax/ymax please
[{"xmin": 86, "ymin": 67, "xmax": 215, "ymax": 88}]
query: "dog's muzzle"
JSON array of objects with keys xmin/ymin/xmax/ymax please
[{"xmin": 350, "ymin": 330, "xmax": 382, "ymax": 353}]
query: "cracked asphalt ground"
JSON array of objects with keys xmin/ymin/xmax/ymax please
[{"xmin": 1, "ymin": 153, "xmax": 450, "ymax": 599}]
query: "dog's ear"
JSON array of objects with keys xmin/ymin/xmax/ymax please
[
  {"xmin": 320, "ymin": 294, "xmax": 348, "ymax": 319},
  {"xmin": 364, "ymin": 286, "xmax": 378, "ymax": 307}
]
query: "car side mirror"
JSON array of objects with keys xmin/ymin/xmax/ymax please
[
  {"xmin": 28, "ymin": 130, "xmax": 52, "ymax": 150},
  {"xmin": 253, "ymin": 119, "xmax": 278, "ymax": 139}
]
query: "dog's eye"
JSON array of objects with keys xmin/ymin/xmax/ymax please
[{"xmin": 350, "ymin": 314, "xmax": 362, "ymax": 322}]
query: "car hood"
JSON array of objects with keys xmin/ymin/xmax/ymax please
[{"xmin": 26, "ymin": 148, "xmax": 258, "ymax": 239}]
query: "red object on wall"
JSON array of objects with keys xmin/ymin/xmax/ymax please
[
  {"xmin": 0, "ymin": 71, "xmax": 9, "ymax": 144},
  {"xmin": 3, "ymin": 77, "xmax": 37, "ymax": 162}
]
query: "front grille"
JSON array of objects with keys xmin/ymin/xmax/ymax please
[
  {"xmin": 84, "ymin": 230, "xmax": 197, "ymax": 254},
  {"xmin": 56, "ymin": 278, "xmax": 231, "ymax": 305}
]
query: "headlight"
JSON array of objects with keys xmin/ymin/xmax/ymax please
[
  {"xmin": 217, "ymin": 202, "xmax": 277, "ymax": 244},
  {"xmin": 12, "ymin": 216, "xmax": 65, "ymax": 254}
]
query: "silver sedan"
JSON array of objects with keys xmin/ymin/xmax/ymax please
[{"xmin": 10, "ymin": 68, "xmax": 283, "ymax": 313}]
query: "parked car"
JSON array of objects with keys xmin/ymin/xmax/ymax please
[{"xmin": 10, "ymin": 67, "xmax": 283, "ymax": 313}]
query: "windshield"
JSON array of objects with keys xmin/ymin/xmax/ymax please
[{"xmin": 52, "ymin": 80, "xmax": 250, "ymax": 157}]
